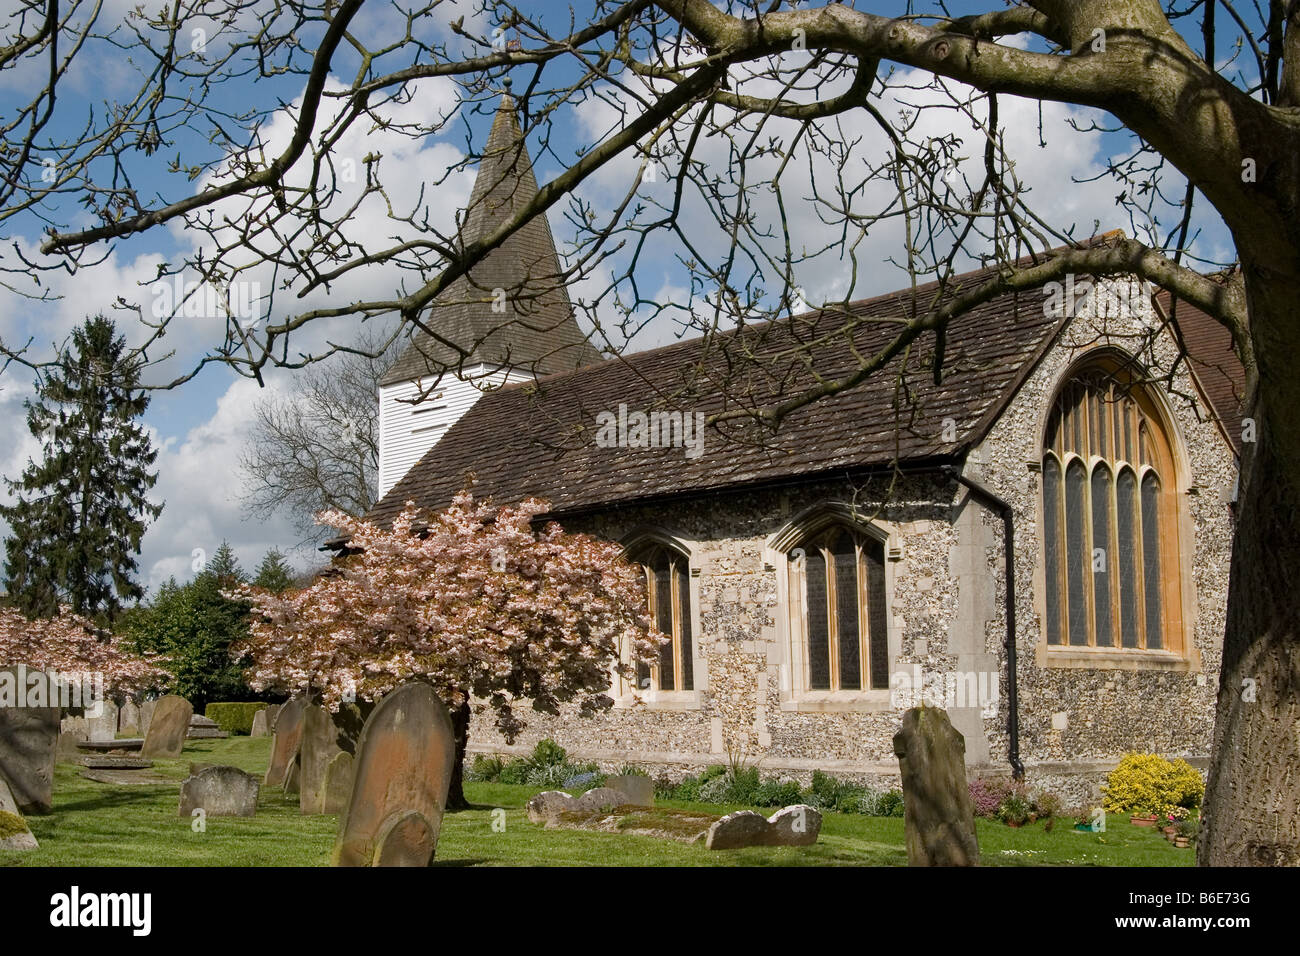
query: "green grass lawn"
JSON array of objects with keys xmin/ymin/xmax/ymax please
[{"xmin": 0, "ymin": 737, "xmax": 1195, "ymax": 866}]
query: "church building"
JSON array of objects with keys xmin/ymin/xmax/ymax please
[{"xmin": 367, "ymin": 90, "xmax": 1243, "ymax": 800}]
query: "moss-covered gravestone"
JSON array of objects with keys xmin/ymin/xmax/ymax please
[
  {"xmin": 332, "ymin": 683, "xmax": 455, "ymax": 867},
  {"xmin": 265, "ymin": 697, "xmax": 307, "ymax": 788},
  {"xmin": 0, "ymin": 775, "xmax": 38, "ymax": 850},
  {"xmin": 0, "ymin": 668, "xmax": 59, "ymax": 814},
  {"xmin": 140, "ymin": 695, "xmax": 193, "ymax": 759},
  {"xmin": 892, "ymin": 706, "xmax": 980, "ymax": 866}
]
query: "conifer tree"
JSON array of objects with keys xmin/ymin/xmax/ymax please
[
  {"xmin": 1, "ymin": 315, "xmax": 161, "ymax": 621},
  {"xmin": 252, "ymin": 549, "xmax": 295, "ymax": 594}
]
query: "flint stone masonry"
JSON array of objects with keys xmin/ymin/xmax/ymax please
[
  {"xmin": 894, "ymin": 707, "xmax": 979, "ymax": 866},
  {"xmin": 178, "ymin": 765, "xmax": 260, "ymax": 817},
  {"xmin": 141, "ymin": 695, "xmax": 193, "ymax": 759},
  {"xmin": 705, "ymin": 805, "xmax": 822, "ymax": 849},
  {"xmin": 332, "ymin": 683, "xmax": 455, "ymax": 867},
  {"xmin": 0, "ymin": 671, "xmax": 59, "ymax": 814}
]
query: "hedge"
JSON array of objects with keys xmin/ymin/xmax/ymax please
[{"xmin": 205, "ymin": 702, "xmax": 268, "ymax": 735}]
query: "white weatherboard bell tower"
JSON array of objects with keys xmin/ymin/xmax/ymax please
[{"xmin": 376, "ymin": 82, "xmax": 599, "ymax": 498}]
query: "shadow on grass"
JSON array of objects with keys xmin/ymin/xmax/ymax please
[
  {"xmin": 51, "ymin": 787, "xmax": 174, "ymax": 814},
  {"xmin": 431, "ymin": 858, "xmax": 490, "ymax": 867}
]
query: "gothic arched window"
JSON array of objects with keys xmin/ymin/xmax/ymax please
[
  {"xmin": 628, "ymin": 542, "xmax": 694, "ymax": 692},
  {"xmin": 788, "ymin": 525, "xmax": 890, "ymax": 691},
  {"xmin": 1041, "ymin": 360, "xmax": 1182, "ymax": 652}
]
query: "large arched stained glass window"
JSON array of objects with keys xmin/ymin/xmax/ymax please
[{"xmin": 1042, "ymin": 360, "xmax": 1181, "ymax": 652}]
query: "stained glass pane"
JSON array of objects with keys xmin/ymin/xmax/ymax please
[
  {"xmin": 805, "ymin": 548, "xmax": 830, "ymax": 690},
  {"xmin": 833, "ymin": 536, "xmax": 861, "ymax": 691},
  {"xmin": 1065, "ymin": 460, "xmax": 1089, "ymax": 645},
  {"xmin": 675, "ymin": 562, "xmax": 694, "ymax": 690},
  {"xmin": 655, "ymin": 562, "xmax": 674, "ymax": 690},
  {"xmin": 1142, "ymin": 474, "xmax": 1163, "ymax": 649},
  {"xmin": 1091, "ymin": 465, "xmax": 1114, "ymax": 646},
  {"xmin": 865, "ymin": 538, "xmax": 890, "ymax": 690},
  {"xmin": 1043, "ymin": 457, "xmax": 1064, "ymax": 645},
  {"xmin": 1117, "ymin": 469, "xmax": 1140, "ymax": 648}
]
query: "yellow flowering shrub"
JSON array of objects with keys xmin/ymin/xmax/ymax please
[{"xmin": 1101, "ymin": 753, "xmax": 1205, "ymax": 816}]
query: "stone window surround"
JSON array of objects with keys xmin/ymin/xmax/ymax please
[
  {"xmin": 766, "ymin": 502, "xmax": 905, "ymax": 712},
  {"xmin": 1031, "ymin": 346, "xmax": 1203, "ymax": 674},
  {"xmin": 610, "ymin": 525, "xmax": 707, "ymax": 711}
]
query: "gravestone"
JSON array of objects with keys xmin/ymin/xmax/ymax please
[
  {"xmin": 118, "ymin": 700, "xmax": 143, "ymax": 737},
  {"xmin": 265, "ymin": 697, "xmax": 307, "ymax": 787},
  {"xmin": 140, "ymin": 695, "xmax": 193, "ymax": 759},
  {"xmin": 56, "ymin": 732, "xmax": 86, "ymax": 763},
  {"xmin": 323, "ymin": 752, "xmax": 354, "ymax": 814},
  {"xmin": 86, "ymin": 699, "xmax": 119, "ymax": 742},
  {"xmin": 178, "ymin": 765, "xmax": 260, "ymax": 817},
  {"xmin": 187, "ymin": 714, "xmax": 227, "ymax": 739},
  {"xmin": 892, "ymin": 706, "xmax": 980, "ymax": 866},
  {"xmin": 374, "ymin": 810, "xmax": 435, "ymax": 867},
  {"xmin": 0, "ymin": 775, "xmax": 38, "ymax": 851},
  {"xmin": 299, "ymin": 702, "xmax": 364, "ymax": 815},
  {"xmin": 283, "ymin": 758, "xmax": 300, "ymax": 794},
  {"xmin": 249, "ymin": 709, "xmax": 270, "ymax": 738},
  {"xmin": 332, "ymin": 683, "xmax": 455, "ymax": 867},
  {"xmin": 139, "ymin": 699, "xmax": 156, "ymax": 738},
  {"xmin": 704, "ymin": 805, "xmax": 822, "ymax": 849},
  {"xmin": 604, "ymin": 774, "xmax": 654, "ymax": 807},
  {"xmin": 0, "ymin": 669, "xmax": 60, "ymax": 814}
]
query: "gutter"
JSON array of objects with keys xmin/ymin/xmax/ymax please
[{"xmin": 941, "ymin": 464, "xmax": 1025, "ymax": 780}]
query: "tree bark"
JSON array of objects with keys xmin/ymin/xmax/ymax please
[
  {"xmin": 445, "ymin": 700, "xmax": 472, "ymax": 812},
  {"xmin": 1201, "ymin": 263, "xmax": 1300, "ymax": 866}
]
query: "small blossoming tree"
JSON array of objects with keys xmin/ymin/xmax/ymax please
[
  {"xmin": 233, "ymin": 491, "xmax": 662, "ymax": 808},
  {"xmin": 0, "ymin": 605, "xmax": 171, "ymax": 699}
]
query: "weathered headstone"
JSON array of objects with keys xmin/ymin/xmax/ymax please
[
  {"xmin": 0, "ymin": 669, "xmax": 60, "ymax": 814},
  {"xmin": 56, "ymin": 732, "xmax": 86, "ymax": 763},
  {"xmin": 249, "ymin": 709, "xmax": 270, "ymax": 738},
  {"xmin": 704, "ymin": 804, "xmax": 822, "ymax": 849},
  {"xmin": 178, "ymin": 765, "xmax": 260, "ymax": 818},
  {"xmin": 299, "ymin": 701, "xmax": 364, "ymax": 815},
  {"xmin": 283, "ymin": 758, "xmax": 300, "ymax": 794},
  {"xmin": 0, "ymin": 775, "xmax": 38, "ymax": 851},
  {"xmin": 139, "ymin": 699, "xmax": 156, "ymax": 738},
  {"xmin": 605, "ymin": 774, "xmax": 654, "ymax": 807},
  {"xmin": 140, "ymin": 695, "xmax": 193, "ymax": 759},
  {"xmin": 187, "ymin": 714, "xmax": 228, "ymax": 739},
  {"xmin": 374, "ymin": 810, "xmax": 435, "ymax": 866},
  {"xmin": 323, "ymin": 752, "xmax": 354, "ymax": 815},
  {"xmin": 265, "ymin": 697, "xmax": 307, "ymax": 787},
  {"xmin": 332, "ymin": 683, "xmax": 455, "ymax": 867},
  {"xmin": 892, "ymin": 706, "xmax": 979, "ymax": 866},
  {"xmin": 118, "ymin": 700, "xmax": 143, "ymax": 737},
  {"xmin": 86, "ymin": 699, "xmax": 119, "ymax": 742}
]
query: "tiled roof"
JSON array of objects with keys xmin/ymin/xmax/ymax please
[
  {"xmin": 1155, "ymin": 289, "xmax": 1246, "ymax": 454},
  {"xmin": 368, "ymin": 259, "xmax": 1073, "ymax": 524},
  {"xmin": 379, "ymin": 90, "xmax": 602, "ymax": 387}
]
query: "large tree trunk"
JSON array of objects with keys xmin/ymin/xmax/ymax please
[
  {"xmin": 445, "ymin": 700, "xmax": 472, "ymax": 812},
  {"xmin": 1201, "ymin": 267, "xmax": 1300, "ymax": 866}
]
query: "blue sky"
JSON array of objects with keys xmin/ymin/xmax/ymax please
[{"xmin": 0, "ymin": 0, "xmax": 1239, "ymax": 597}]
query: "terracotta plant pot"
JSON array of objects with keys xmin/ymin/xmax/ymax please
[
  {"xmin": 1131, "ymin": 814, "xmax": 1158, "ymax": 826},
  {"xmin": 1174, "ymin": 837, "xmax": 1191, "ymax": 848},
  {"xmin": 1162, "ymin": 825, "xmax": 1179, "ymax": 837}
]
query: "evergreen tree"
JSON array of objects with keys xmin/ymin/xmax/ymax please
[
  {"xmin": 1, "ymin": 315, "xmax": 161, "ymax": 621},
  {"xmin": 205, "ymin": 541, "xmax": 245, "ymax": 587},
  {"xmin": 252, "ymin": 548, "xmax": 295, "ymax": 593}
]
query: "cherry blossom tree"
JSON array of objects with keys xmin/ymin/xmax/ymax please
[
  {"xmin": 233, "ymin": 491, "xmax": 662, "ymax": 808},
  {"xmin": 0, "ymin": 605, "xmax": 171, "ymax": 699}
]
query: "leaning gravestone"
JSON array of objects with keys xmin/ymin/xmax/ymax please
[
  {"xmin": 140, "ymin": 695, "xmax": 193, "ymax": 759},
  {"xmin": 299, "ymin": 701, "xmax": 365, "ymax": 815},
  {"xmin": 332, "ymin": 683, "xmax": 455, "ymax": 867},
  {"xmin": 892, "ymin": 706, "xmax": 980, "ymax": 866},
  {"xmin": 0, "ymin": 775, "xmax": 38, "ymax": 850},
  {"xmin": 265, "ymin": 697, "xmax": 307, "ymax": 787},
  {"xmin": 178, "ymin": 765, "xmax": 260, "ymax": 818},
  {"xmin": 0, "ymin": 668, "xmax": 60, "ymax": 814}
]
